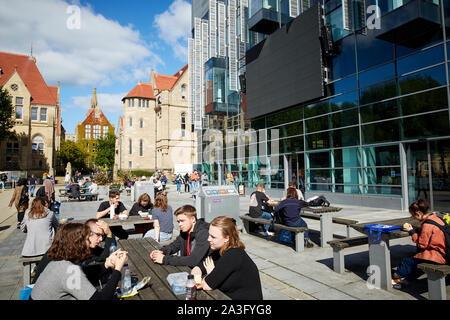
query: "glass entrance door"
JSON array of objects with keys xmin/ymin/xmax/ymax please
[
  {"xmin": 406, "ymin": 139, "xmax": 450, "ymax": 212},
  {"xmin": 287, "ymin": 153, "xmax": 305, "ymax": 194}
]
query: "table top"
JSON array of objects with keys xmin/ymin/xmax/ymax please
[
  {"xmin": 302, "ymin": 206, "xmax": 343, "ymax": 213},
  {"xmin": 117, "ymin": 238, "xmax": 230, "ymax": 300},
  {"xmin": 351, "ymin": 216, "xmax": 421, "ymax": 239}
]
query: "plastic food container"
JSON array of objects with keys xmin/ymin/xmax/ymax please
[{"xmin": 166, "ymin": 272, "xmax": 189, "ymax": 295}]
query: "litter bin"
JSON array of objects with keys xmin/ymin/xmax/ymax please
[
  {"xmin": 132, "ymin": 181, "xmax": 154, "ymax": 201},
  {"xmin": 195, "ymin": 185, "xmax": 240, "ymax": 226}
]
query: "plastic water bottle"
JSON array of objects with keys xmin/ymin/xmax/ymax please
[
  {"xmin": 110, "ymin": 203, "xmax": 115, "ymax": 219},
  {"xmin": 121, "ymin": 263, "xmax": 132, "ymax": 294},
  {"xmin": 185, "ymin": 274, "xmax": 196, "ymax": 300},
  {"xmin": 109, "ymin": 242, "xmax": 117, "ymax": 255}
]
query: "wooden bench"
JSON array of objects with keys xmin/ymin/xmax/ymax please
[
  {"xmin": 418, "ymin": 263, "xmax": 450, "ymax": 300},
  {"xmin": 301, "ymin": 212, "xmax": 358, "ymax": 238},
  {"xmin": 239, "ymin": 214, "xmax": 308, "ymax": 252},
  {"xmin": 18, "ymin": 256, "xmax": 43, "ymax": 286},
  {"xmin": 327, "ymin": 236, "xmax": 369, "ymax": 273}
]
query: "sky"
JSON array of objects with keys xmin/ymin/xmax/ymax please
[{"xmin": 0, "ymin": 0, "xmax": 192, "ymax": 134}]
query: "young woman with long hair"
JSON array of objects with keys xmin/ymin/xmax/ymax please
[{"xmin": 144, "ymin": 192, "xmax": 173, "ymax": 242}]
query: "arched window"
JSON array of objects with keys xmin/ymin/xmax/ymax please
[
  {"xmin": 32, "ymin": 136, "xmax": 44, "ymax": 155},
  {"xmin": 181, "ymin": 113, "xmax": 186, "ymax": 137},
  {"xmin": 139, "ymin": 139, "xmax": 143, "ymax": 157},
  {"xmin": 181, "ymin": 84, "xmax": 186, "ymax": 99}
]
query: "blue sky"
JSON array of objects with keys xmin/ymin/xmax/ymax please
[{"xmin": 0, "ymin": 0, "xmax": 192, "ymax": 133}]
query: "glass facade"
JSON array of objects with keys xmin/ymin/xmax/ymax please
[{"xmin": 192, "ymin": 0, "xmax": 450, "ymax": 210}]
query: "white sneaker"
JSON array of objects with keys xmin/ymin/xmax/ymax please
[{"xmin": 266, "ymin": 231, "xmax": 275, "ymax": 236}]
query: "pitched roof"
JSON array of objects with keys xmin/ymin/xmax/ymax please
[
  {"xmin": 154, "ymin": 64, "xmax": 188, "ymax": 92},
  {"xmin": 122, "ymin": 82, "xmax": 155, "ymax": 101},
  {"xmin": 0, "ymin": 51, "xmax": 58, "ymax": 105}
]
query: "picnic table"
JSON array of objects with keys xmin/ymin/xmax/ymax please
[
  {"xmin": 116, "ymin": 237, "xmax": 231, "ymax": 300},
  {"xmin": 351, "ymin": 216, "xmax": 420, "ymax": 290}
]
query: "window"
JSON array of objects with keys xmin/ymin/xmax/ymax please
[
  {"xmin": 181, "ymin": 113, "xmax": 186, "ymax": 137},
  {"xmin": 15, "ymin": 97, "xmax": 23, "ymax": 120},
  {"xmin": 32, "ymin": 136, "xmax": 44, "ymax": 155},
  {"xmin": 139, "ymin": 139, "xmax": 143, "ymax": 157},
  {"xmin": 139, "ymin": 99, "xmax": 142, "ymax": 107},
  {"xmin": 40, "ymin": 108, "xmax": 47, "ymax": 122},
  {"xmin": 31, "ymin": 107, "xmax": 38, "ymax": 121},
  {"xmin": 129, "ymin": 117, "xmax": 133, "ymax": 127},
  {"xmin": 6, "ymin": 139, "xmax": 19, "ymax": 155},
  {"xmin": 181, "ymin": 85, "xmax": 186, "ymax": 99},
  {"xmin": 146, "ymin": 100, "xmax": 149, "ymax": 108},
  {"xmin": 129, "ymin": 161, "xmax": 132, "ymax": 168},
  {"xmin": 129, "ymin": 139, "xmax": 132, "ymax": 155},
  {"xmin": 93, "ymin": 125, "xmax": 101, "ymax": 139},
  {"xmin": 103, "ymin": 125, "xmax": 109, "ymax": 138},
  {"xmin": 85, "ymin": 125, "xmax": 91, "ymax": 139},
  {"xmin": 140, "ymin": 119, "xmax": 143, "ymax": 128}
]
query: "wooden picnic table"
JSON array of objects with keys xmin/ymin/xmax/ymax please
[
  {"xmin": 117, "ymin": 237, "xmax": 231, "ymax": 300},
  {"xmin": 351, "ymin": 216, "xmax": 422, "ymax": 291},
  {"xmin": 72, "ymin": 215, "xmax": 154, "ymax": 228}
]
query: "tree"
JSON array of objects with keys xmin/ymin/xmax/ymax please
[
  {"xmin": 94, "ymin": 133, "xmax": 115, "ymax": 169},
  {"xmin": 57, "ymin": 140, "xmax": 88, "ymax": 170},
  {"xmin": 0, "ymin": 86, "xmax": 15, "ymax": 141}
]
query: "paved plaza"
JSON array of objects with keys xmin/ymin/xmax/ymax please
[{"xmin": 0, "ymin": 184, "xmax": 447, "ymax": 300}]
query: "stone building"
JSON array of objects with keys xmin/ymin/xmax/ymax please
[
  {"xmin": 75, "ymin": 88, "xmax": 115, "ymax": 168},
  {"xmin": 114, "ymin": 64, "xmax": 195, "ymax": 176},
  {"xmin": 0, "ymin": 51, "xmax": 62, "ymax": 176}
]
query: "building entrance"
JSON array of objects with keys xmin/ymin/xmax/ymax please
[
  {"xmin": 286, "ymin": 153, "xmax": 305, "ymax": 195},
  {"xmin": 406, "ymin": 139, "xmax": 450, "ymax": 212}
]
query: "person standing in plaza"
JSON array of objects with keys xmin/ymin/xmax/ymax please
[
  {"xmin": 191, "ymin": 215, "xmax": 263, "ymax": 300},
  {"xmin": 28, "ymin": 174, "xmax": 37, "ymax": 197},
  {"xmin": 1, "ymin": 173, "xmax": 7, "ymax": 192},
  {"xmin": 8, "ymin": 177, "xmax": 29, "ymax": 228},
  {"xmin": 43, "ymin": 175, "xmax": 55, "ymax": 202},
  {"xmin": 175, "ymin": 174, "xmax": 183, "ymax": 194},
  {"xmin": 184, "ymin": 172, "xmax": 190, "ymax": 193},
  {"xmin": 201, "ymin": 171, "xmax": 209, "ymax": 187},
  {"xmin": 190, "ymin": 170, "xmax": 200, "ymax": 198}
]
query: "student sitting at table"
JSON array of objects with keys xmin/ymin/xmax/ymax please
[
  {"xmin": 144, "ymin": 192, "xmax": 173, "ymax": 242},
  {"xmin": 129, "ymin": 193, "xmax": 153, "ymax": 235},
  {"xmin": 281, "ymin": 181, "xmax": 304, "ymax": 201},
  {"xmin": 149, "ymin": 205, "xmax": 210, "ymax": 268},
  {"xmin": 392, "ymin": 199, "xmax": 447, "ymax": 288},
  {"xmin": 30, "ymin": 223, "xmax": 128, "ymax": 300},
  {"xmin": 20, "ymin": 197, "xmax": 59, "ymax": 258},
  {"xmin": 248, "ymin": 183, "xmax": 276, "ymax": 237},
  {"xmin": 33, "ymin": 219, "xmax": 117, "ymax": 284},
  {"xmin": 96, "ymin": 190, "xmax": 129, "ymax": 240},
  {"xmin": 191, "ymin": 215, "xmax": 263, "ymax": 300},
  {"xmin": 274, "ymin": 187, "xmax": 314, "ymax": 248}
]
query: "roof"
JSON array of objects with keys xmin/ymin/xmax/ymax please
[
  {"xmin": 0, "ymin": 51, "xmax": 58, "ymax": 105},
  {"xmin": 81, "ymin": 108, "xmax": 113, "ymax": 127},
  {"xmin": 122, "ymin": 82, "xmax": 155, "ymax": 101},
  {"xmin": 154, "ymin": 64, "xmax": 188, "ymax": 92}
]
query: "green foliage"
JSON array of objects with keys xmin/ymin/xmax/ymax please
[
  {"xmin": 93, "ymin": 170, "xmax": 110, "ymax": 185},
  {"xmin": 116, "ymin": 170, "xmax": 133, "ymax": 184},
  {"xmin": 131, "ymin": 170, "xmax": 154, "ymax": 178},
  {"xmin": 57, "ymin": 140, "xmax": 88, "ymax": 170},
  {"xmin": 94, "ymin": 133, "xmax": 115, "ymax": 169},
  {"xmin": 0, "ymin": 86, "xmax": 15, "ymax": 141}
]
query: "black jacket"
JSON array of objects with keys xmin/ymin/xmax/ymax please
[{"xmin": 161, "ymin": 218, "xmax": 210, "ymax": 268}]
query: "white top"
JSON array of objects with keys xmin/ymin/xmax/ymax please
[{"xmin": 21, "ymin": 208, "xmax": 59, "ymax": 257}]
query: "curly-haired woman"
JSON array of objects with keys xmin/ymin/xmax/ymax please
[{"xmin": 30, "ymin": 223, "xmax": 128, "ymax": 300}]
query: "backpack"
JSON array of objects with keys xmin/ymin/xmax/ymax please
[
  {"xmin": 422, "ymin": 216, "xmax": 450, "ymax": 265},
  {"xmin": 307, "ymin": 195, "xmax": 330, "ymax": 207},
  {"xmin": 18, "ymin": 186, "xmax": 29, "ymax": 206}
]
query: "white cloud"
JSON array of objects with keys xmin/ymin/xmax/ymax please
[
  {"xmin": 66, "ymin": 92, "xmax": 127, "ymax": 114},
  {"xmin": 154, "ymin": 0, "xmax": 191, "ymax": 62},
  {"xmin": 0, "ymin": 0, "xmax": 163, "ymax": 87}
]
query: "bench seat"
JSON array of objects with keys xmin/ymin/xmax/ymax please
[
  {"xmin": 19, "ymin": 256, "xmax": 43, "ymax": 286},
  {"xmin": 418, "ymin": 263, "xmax": 450, "ymax": 300},
  {"xmin": 327, "ymin": 236, "xmax": 369, "ymax": 273},
  {"xmin": 239, "ymin": 215, "xmax": 308, "ymax": 252}
]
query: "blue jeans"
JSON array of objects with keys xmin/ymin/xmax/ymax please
[
  {"xmin": 1, "ymin": 181, "xmax": 4, "ymax": 191},
  {"xmin": 260, "ymin": 211, "xmax": 273, "ymax": 232},
  {"xmin": 29, "ymin": 184, "xmax": 35, "ymax": 196},
  {"xmin": 286, "ymin": 217, "xmax": 309, "ymax": 239},
  {"xmin": 396, "ymin": 257, "xmax": 438, "ymax": 281},
  {"xmin": 144, "ymin": 229, "xmax": 173, "ymax": 242},
  {"xmin": 176, "ymin": 182, "xmax": 181, "ymax": 192}
]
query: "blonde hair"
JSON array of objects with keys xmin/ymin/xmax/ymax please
[
  {"xmin": 256, "ymin": 183, "xmax": 264, "ymax": 192},
  {"xmin": 154, "ymin": 192, "xmax": 168, "ymax": 212},
  {"xmin": 210, "ymin": 215, "xmax": 245, "ymax": 256}
]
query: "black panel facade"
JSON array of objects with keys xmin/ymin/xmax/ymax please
[{"xmin": 246, "ymin": 3, "xmax": 324, "ymax": 119}]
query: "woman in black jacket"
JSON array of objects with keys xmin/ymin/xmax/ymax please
[{"xmin": 274, "ymin": 187, "xmax": 313, "ymax": 248}]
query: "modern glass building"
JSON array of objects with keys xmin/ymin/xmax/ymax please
[{"xmin": 191, "ymin": 0, "xmax": 450, "ymax": 211}]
